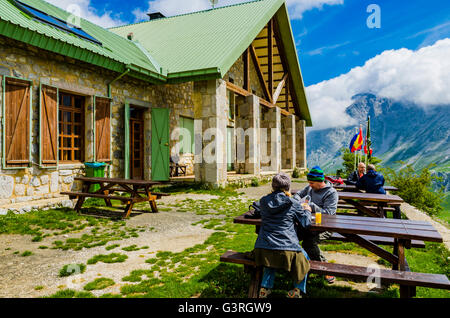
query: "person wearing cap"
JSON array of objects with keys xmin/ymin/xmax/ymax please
[
  {"xmin": 252, "ymin": 172, "xmax": 311, "ymax": 298},
  {"xmin": 293, "ymin": 166, "xmax": 339, "ymax": 284},
  {"xmin": 346, "ymin": 162, "xmax": 366, "ymax": 186}
]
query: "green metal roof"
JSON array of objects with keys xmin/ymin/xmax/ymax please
[
  {"xmin": 110, "ymin": 0, "xmax": 311, "ymax": 125},
  {"xmin": 110, "ymin": 0, "xmax": 283, "ymax": 78},
  {"xmin": 0, "ymin": 0, "xmax": 164, "ymax": 81}
]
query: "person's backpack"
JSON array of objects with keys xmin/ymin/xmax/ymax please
[
  {"xmin": 325, "ymin": 175, "xmax": 344, "ymax": 185},
  {"xmin": 244, "ymin": 201, "xmax": 261, "ymax": 219}
]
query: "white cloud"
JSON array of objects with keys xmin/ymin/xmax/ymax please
[
  {"xmin": 306, "ymin": 38, "xmax": 450, "ymax": 130},
  {"xmin": 134, "ymin": 0, "xmax": 344, "ymax": 21},
  {"xmin": 286, "ymin": 0, "xmax": 343, "ymax": 19},
  {"xmin": 44, "ymin": 0, "xmax": 126, "ymax": 28}
]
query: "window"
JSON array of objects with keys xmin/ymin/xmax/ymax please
[
  {"xmin": 179, "ymin": 116, "xmax": 194, "ymax": 154},
  {"xmin": 14, "ymin": 0, "xmax": 102, "ymax": 45},
  {"xmin": 59, "ymin": 93, "xmax": 85, "ymax": 162}
]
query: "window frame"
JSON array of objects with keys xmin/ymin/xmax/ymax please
[
  {"xmin": 179, "ymin": 116, "xmax": 195, "ymax": 155},
  {"xmin": 58, "ymin": 91, "xmax": 85, "ymax": 164}
]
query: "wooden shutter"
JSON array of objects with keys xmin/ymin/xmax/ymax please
[
  {"xmin": 40, "ymin": 84, "xmax": 58, "ymax": 167},
  {"xmin": 95, "ymin": 97, "xmax": 111, "ymax": 162},
  {"xmin": 3, "ymin": 77, "xmax": 31, "ymax": 168}
]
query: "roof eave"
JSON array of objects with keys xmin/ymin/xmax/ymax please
[{"xmin": 0, "ymin": 18, "xmax": 166, "ymax": 84}]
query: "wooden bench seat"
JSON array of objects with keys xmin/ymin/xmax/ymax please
[
  {"xmin": 338, "ymin": 204, "xmax": 396, "ymax": 212},
  {"xmin": 60, "ymin": 191, "xmax": 138, "ymax": 203},
  {"xmin": 328, "ymin": 232, "xmax": 425, "ymax": 248},
  {"xmin": 220, "ymin": 251, "xmax": 450, "ymax": 298}
]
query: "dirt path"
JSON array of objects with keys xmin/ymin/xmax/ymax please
[{"xmin": 0, "ymin": 193, "xmax": 216, "ymax": 298}]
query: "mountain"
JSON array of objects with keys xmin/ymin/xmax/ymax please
[{"xmin": 306, "ymin": 93, "xmax": 450, "ymax": 175}]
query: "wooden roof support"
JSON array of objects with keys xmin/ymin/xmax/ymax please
[
  {"xmin": 272, "ymin": 18, "xmax": 302, "ymax": 119},
  {"xmin": 250, "ymin": 44, "xmax": 273, "ymax": 103},
  {"xmin": 267, "ymin": 18, "xmax": 274, "ymax": 101},
  {"xmin": 273, "ymin": 73, "xmax": 288, "ymax": 105},
  {"xmin": 226, "ymin": 81, "xmax": 290, "ymax": 116},
  {"xmin": 243, "ymin": 48, "xmax": 250, "ymax": 91}
]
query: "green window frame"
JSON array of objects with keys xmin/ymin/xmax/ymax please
[{"xmin": 179, "ymin": 116, "xmax": 194, "ymax": 154}]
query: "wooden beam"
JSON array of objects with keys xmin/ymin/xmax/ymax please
[
  {"xmin": 249, "ymin": 44, "xmax": 272, "ymax": 103},
  {"xmin": 226, "ymin": 81, "xmax": 292, "ymax": 117},
  {"xmin": 226, "ymin": 81, "xmax": 250, "ymax": 97},
  {"xmin": 272, "ymin": 73, "xmax": 288, "ymax": 104},
  {"xmin": 285, "ymin": 78, "xmax": 290, "ymax": 112},
  {"xmin": 243, "ymin": 48, "xmax": 250, "ymax": 91},
  {"xmin": 267, "ymin": 19, "xmax": 274, "ymax": 101},
  {"xmin": 272, "ymin": 19, "xmax": 302, "ymax": 119}
]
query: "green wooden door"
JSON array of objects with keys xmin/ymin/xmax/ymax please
[{"xmin": 151, "ymin": 108, "xmax": 170, "ymax": 181}]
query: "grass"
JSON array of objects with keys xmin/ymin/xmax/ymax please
[
  {"xmin": 59, "ymin": 264, "xmax": 87, "ymax": 277},
  {"xmin": 87, "ymin": 253, "xmax": 128, "ymax": 265},
  {"xmin": 1, "ymin": 186, "xmax": 446, "ymax": 299},
  {"xmin": 20, "ymin": 251, "xmax": 32, "ymax": 257},
  {"xmin": 83, "ymin": 278, "xmax": 115, "ymax": 291}
]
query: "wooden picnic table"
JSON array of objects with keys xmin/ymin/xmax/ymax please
[
  {"xmin": 232, "ymin": 213, "xmax": 447, "ymax": 297},
  {"xmin": 337, "ymin": 191, "xmax": 404, "ymax": 218},
  {"xmin": 61, "ymin": 177, "xmax": 169, "ymax": 218},
  {"xmin": 334, "ymin": 184, "xmax": 398, "ymax": 192},
  {"xmin": 291, "ymin": 189, "xmax": 404, "ymax": 219}
]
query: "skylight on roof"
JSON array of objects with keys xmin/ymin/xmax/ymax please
[{"xmin": 14, "ymin": 0, "xmax": 102, "ymax": 46}]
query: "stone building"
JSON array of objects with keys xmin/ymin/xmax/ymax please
[{"xmin": 0, "ymin": 0, "xmax": 312, "ymax": 209}]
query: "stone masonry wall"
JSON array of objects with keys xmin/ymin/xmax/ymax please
[{"xmin": 0, "ymin": 36, "xmax": 195, "ymax": 209}]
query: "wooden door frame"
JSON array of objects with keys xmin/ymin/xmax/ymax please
[{"xmin": 129, "ymin": 107, "xmax": 145, "ymax": 180}]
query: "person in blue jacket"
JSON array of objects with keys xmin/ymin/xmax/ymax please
[
  {"xmin": 252, "ymin": 173, "xmax": 311, "ymax": 299},
  {"xmin": 356, "ymin": 164, "xmax": 386, "ymax": 194}
]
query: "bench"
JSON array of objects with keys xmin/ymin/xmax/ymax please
[
  {"xmin": 328, "ymin": 233, "xmax": 425, "ymax": 249},
  {"xmin": 220, "ymin": 251, "xmax": 450, "ymax": 298},
  {"xmin": 60, "ymin": 191, "xmax": 138, "ymax": 203}
]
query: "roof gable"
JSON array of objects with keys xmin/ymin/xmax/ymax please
[{"xmin": 110, "ymin": 0, "xmax": 284, "ymax": 78}]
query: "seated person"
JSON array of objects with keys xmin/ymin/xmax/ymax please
[
  {"xmin": 253, "ymin": 173, "xmax": 311, "ymax": 298},
  {"xmin": 356, "ymin": 164, "xmax": 386, "ymax": 194},
  {"xmin": 346, "ymin": 162, "xmax": 366, "ymax": 185},
  {"xmin": 293, "ymin": 165, "xmax": 338, "ymax": 284}
]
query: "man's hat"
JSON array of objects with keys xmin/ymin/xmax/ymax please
[{"xmin": 307, "ymin": 166, "xmax": 325, "ymax": 182}]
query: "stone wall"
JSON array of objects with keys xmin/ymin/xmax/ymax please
[{"xmin": 0, "ymin": 36, "xmax": 195, "ymax": 208}]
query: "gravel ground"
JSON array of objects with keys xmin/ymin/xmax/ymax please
[{"xmin": 0, "ymin": 193, "xmax": 216, "ymax": 298}]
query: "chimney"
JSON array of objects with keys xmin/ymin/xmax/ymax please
[{"xmin": 147, "ymin": 12, "xmax": 166, "ymax": 20}]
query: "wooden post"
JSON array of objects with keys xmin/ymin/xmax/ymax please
[
  {"xmin": 243, "ymin": 48, "xmax": 250, "ymax": 91},
  {"xmin": 267, "ymin": 19, "xmax": 274, "ymax": 100}
]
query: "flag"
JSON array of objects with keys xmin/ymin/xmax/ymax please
[
  {"xmin": 349, "ymin": 126, "xmax": 364, "ymax": 153},
  {"xmin": 365, "ymin": 116, "xmax": 372, "ymax": 159}
]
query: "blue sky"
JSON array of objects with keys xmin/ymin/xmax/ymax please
[
  {"xmin": 292, "ymin": 0, "xmax": 450, "ymax": 85},
  {"xmin": 76, "ymin": 0, "xmax": 450, "ymax": 86}
]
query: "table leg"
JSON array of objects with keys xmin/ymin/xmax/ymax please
[
  {"xmin": 393, "ymin": 206, "xmax": 401, "ymax": 219},
  {"xmin": 74, "ymin": 182, "xmax": 91, "ymax": 212},
  {"xmin": 145, "ymin": 185, "xmax": 158, "ymax": 213},
  {"xmin": 396, "ymin": 239, "xmax": 416, "ymax": 298},
  {"xmin": 245, "ymin": 265, "xmax": 262, "ymax": 298},
  {"xmin": 124, "ymin": 200, "xmax": 134, "ymax": 218}
]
